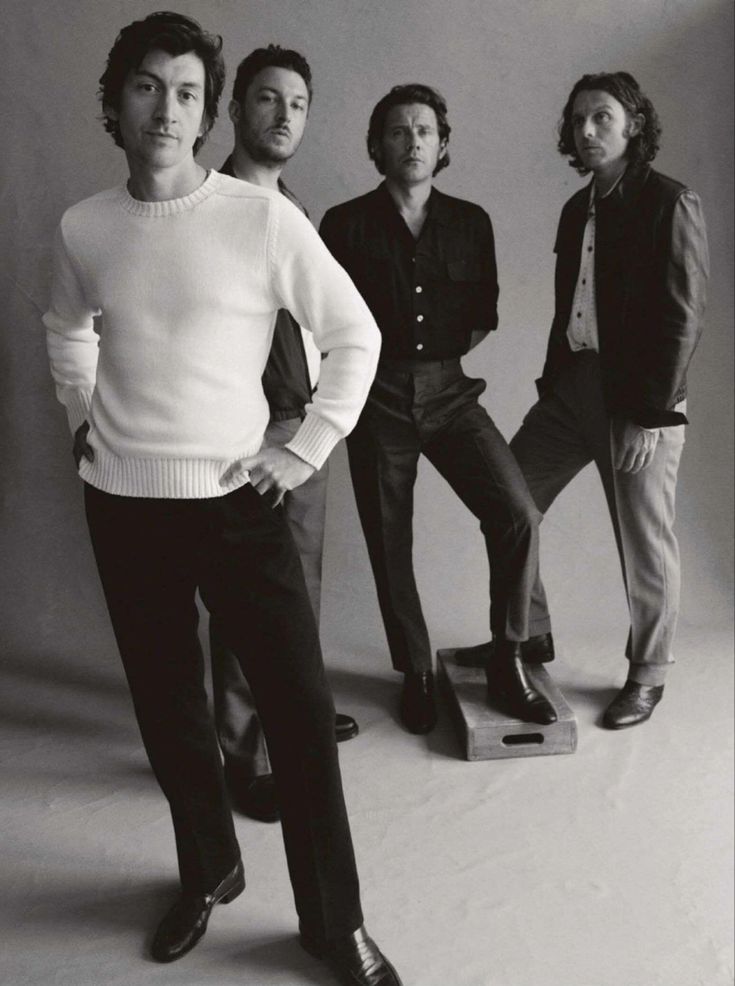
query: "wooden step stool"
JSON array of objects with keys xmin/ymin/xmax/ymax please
[{"xmin": 437, "ymin": 648, "xmax": 577, "ymax": 761}]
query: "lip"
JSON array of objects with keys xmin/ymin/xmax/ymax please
[
  {"xmin": 269, "ymin": 128, "xmax": 291, "ymax": 137},
  {"xmin": 146, "ymin": 131, "xmax": 177, "ymax": 140}
]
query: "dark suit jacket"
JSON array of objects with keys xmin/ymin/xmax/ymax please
[{"xmin": 538, "ymin": 164, "xmax": 709, "ymax": 427}]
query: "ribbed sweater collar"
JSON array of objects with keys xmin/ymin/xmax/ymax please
[{"xmin": 118, "ymin": 169, "xmax": 219, "ymax": 217}]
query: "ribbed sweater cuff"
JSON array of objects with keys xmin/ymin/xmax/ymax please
[
  {"xmin": 64, "ymin": 390, "xmax": 94, "ymax": 435},
  {"xmin": 285, "ymin": 412, "xmax": 342, "ymax": 470}
]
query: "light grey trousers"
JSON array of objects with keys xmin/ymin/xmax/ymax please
[
  {"xmin": 511, "ymin": 352, "xmax": 686, "ymax": 686},
  {"xmin": 210, "ymin": 417, "xmax": 329, "ymax": 777}
]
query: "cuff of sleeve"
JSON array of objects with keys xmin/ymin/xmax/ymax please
[
  {"xmin": 631, "ymin": 407, "xmax": 689, "ymax": 428},
  {"xmin": 64, "ymin": 389, "xmax": 94, "ymax": 435},
  {"xmin": 285, "ymin": 411, "xmax": 342, "ymax": 470}
]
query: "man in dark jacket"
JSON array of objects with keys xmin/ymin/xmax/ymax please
[
  {"xmin": 455, "ymin": 72, "xmax": 709, "ymax": 729},
  {"xmin": 210, "ymin": 45, "xmax": 359, "ymax": 827},
  {"xmin": 320, "ymin": 84, "xmax": 558, "ymax": 735}
]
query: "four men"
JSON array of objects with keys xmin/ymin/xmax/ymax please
[{"xmin": 42, "ymin": 8, "xmax": 708, "ymax": 981}]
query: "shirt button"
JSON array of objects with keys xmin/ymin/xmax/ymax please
[
  {"xmin": 582, "ymin": 278, "xmax": 586, "ymax": 285},
  {"xmin": 588, "ymin": 246, "xmax": 593, "ymax": 252},
  {"xmin": 577, "ymin": 311, "xmax": 582, "ymax": 318},
  {"xmin": 415, "ymin": 285, "xmax": 423, "ymax": 293},
  {"xmin": 416, "ymin": 314, "xmax": 424, "ymax": 322},
  {"xmin": 416, "ymin": 343, "xmax": 424, "ymax": 351}
]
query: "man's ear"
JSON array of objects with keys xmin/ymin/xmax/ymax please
[
  {"xmin": 228, "ymin": 99, "xmax": 241, "ymax": 126},
  {"xmin": 438, "ymin": 138, "xmax": 448, "ymax": 160},
  {"xmin": 626, "ymin": 112, "xmax": 644, "ymax": 138},
  {"xmin": 368, "ymin": 137, "xmax": 383, "ymax": 168}
]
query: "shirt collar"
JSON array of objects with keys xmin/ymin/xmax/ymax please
[{"xmin": 375, "ymin": 181, "xmax": 453, "ymax": 231}]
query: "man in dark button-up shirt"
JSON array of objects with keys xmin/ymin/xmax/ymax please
[
  {"xmin": 321, "ymin": 83, "xmax": 558, "ymax": 735},
  {"xmin": 453, "ymin": 72, "xmax": 709, "ymax": 731}
]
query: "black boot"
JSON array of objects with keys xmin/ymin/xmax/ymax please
[
  {"xmin": 485, "ymin": 640, "xmax": 557, "ymax": 725},
  {"xmin": 454, "ymin": 632, "xmax": 555, "ymax": 668},
  {"xmin": 603, "ymin": 681, "xmax": 664, "ymax": 729}
]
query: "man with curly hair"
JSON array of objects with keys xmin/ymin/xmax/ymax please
[
  {"xmin": 321, "ymin": 84, "xmax": 558, "ymax": 735},
  {"xmin": 43, "ymin": 12, "xmax": 404, "ymax": 985},
  {"xmin": 454, "ymin": 72, "xmax": 709, "ymax": 729}
]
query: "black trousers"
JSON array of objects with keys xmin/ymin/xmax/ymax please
[
  {"xmin": 84, "ymin": 483, "xmax": 362, "ymax": 941},
  {"xmin": 346, "ymin": 359, "xmax": 542, "ymax": 673}
]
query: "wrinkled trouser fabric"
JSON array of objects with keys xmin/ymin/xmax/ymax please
[
  {"xmin": 84, "ymin": 482, "xmax": 362, "ymax": 940},
  {"xmin": 511, "ymin": 352, "xmax": 685, "ymax": 685},
  {"xmin": 209, "ymin": 417, "xmax": 329, "ymax": 779},
  {"xmin": 347, "ymin": 358, "xmax": 542, "ymax": 673}
]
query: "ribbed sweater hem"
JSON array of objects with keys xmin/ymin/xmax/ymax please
[{"xmin": 78, "ymin": 448, "xmax": 259, "ymax": 499}]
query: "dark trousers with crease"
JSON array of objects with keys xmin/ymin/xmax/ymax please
[
  {"xmin": 84, "ymin": 482, "xmax": 362, "ymax": 941},
  {"xmin": 346, "ymin": 358, "xmax": 542, "ymax": 674}
]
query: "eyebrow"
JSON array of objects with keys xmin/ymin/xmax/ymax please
[
  {"xmin": 257, "ymin": 85, "xmax": 308, "ymax": 101},
  {"xmin": 133, "ymin": 69, "xmax": 203, "ymax": 90}
]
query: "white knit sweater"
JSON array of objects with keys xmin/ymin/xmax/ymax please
[{"xmin": 43, "ymin": 171, "xmax": 380, "ymax": 498}]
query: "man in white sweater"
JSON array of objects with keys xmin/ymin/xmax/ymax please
[{"xmin": 43, "ymin": 12, "xmax": 402, "ymax": 986}]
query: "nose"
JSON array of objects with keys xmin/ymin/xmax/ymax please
[
  {"xmin": 154, "ymin": 89, "xmax": 177, "ymax": 124},
  {"xmin": 275, "ymin": 99, "xmax": 291, "ymax": 123},
  {"xmin": 581, "ymin": 117, "xmax": 595, "ymax": 139}
]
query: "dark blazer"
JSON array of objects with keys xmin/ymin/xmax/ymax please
[{"xmin": 538, "ymin": 165, "xmax": 709, "ymax": 427}]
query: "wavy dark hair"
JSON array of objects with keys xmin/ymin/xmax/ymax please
[
  {"xmin": 232, "ymin": 44, "xmax": 312, "ymax": 106},
  {"xmin": 98, "ymin": 11, "xmax": 225, "ymax": 156},
  {"xmin": 558, "ymin": 71, "xmax": 662, "ymax": 174},
  {"xmin": 367, "ymin": 83, "xmax": 451, "ymax": 175}
]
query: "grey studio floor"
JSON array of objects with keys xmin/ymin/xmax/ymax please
[
  {"xmin": 2, "ymin": 607, "xmax": 732, "ymax": 986},
  {"xmin": 1, "ymin": 432, "xmax": 733, "ymax": 986}
]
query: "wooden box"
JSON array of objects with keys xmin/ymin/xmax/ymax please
[{"xmin": 437, "ymin": 649, "xmax": 577, "ymax": 761}]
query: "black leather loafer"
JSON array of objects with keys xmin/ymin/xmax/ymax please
[
  {"xmin": 399, "ymin": 670, "xmax": 437, "ymax": 734},
  {"xmin": 151, "ymin": 859, "xmax": 245, "ymax": 962},
  {"xmin": 486, "ymin": 641, "xmax": 557, "ymax": 724},
  {"xmin": 336, "ymin": 712, "xmax": 360, "ymax": 743},
  {"xmin": 301, "ymin": 923, "xmax": 403, "ymax": 985},
  {"xmin": 454, "ymin": 632, "xmax": 555, "ymax": 668},
  {"xmin": 603, "ymin": 681, "xmax": 664, "ymax": 729}
]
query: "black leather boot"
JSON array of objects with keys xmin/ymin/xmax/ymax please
[
  {"xmin": 454, "ymin": 632, "xmax": 555, "ymax": 667},
  {"xmin": 485, "ymin": 640, "xmax": 557, "ymax": 724},
  {"xmin": 603, "ymin": 681, "xmax": 664, "ymax": 729}
]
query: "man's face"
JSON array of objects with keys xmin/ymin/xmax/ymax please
[
  {"xmin": 110, "ymin": 49, "xmax": 207, "ymax": 169},
  {"xmin": 378, "ymin": 103, "xmax": 446, "ymax": 184},
  {"xmin": 571, "ymin": 89, "xmax": 640, "ymax": 175},
  {"xmin": 230, "ymin": 66, "xmax": 309, "ymax": 164}
]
